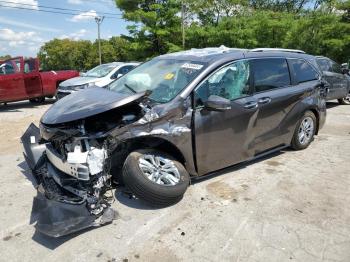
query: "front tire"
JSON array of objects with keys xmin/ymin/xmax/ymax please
[
  {"xmin": 291, "ymin": 111, "xmax": 316, "ymax": 150},
  {"xmin": 122, "ymin": 149, "xmax": 190, "ymax": 207}
]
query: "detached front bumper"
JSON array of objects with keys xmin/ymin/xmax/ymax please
[{"xmin": 21, "ymin": 123, "xmax": 117, "ymax": 237}]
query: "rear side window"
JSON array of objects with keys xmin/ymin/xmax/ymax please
[
  {"xmin": 24, "ymin": 59, "xmax": 36, "ymax": 73},
  {"xmin": 289, "ymin": 59, "xmax": 319, "ymax": 83},
  {"xmin": 330, "ymin": 61, "xmax": 342, "ymax": 74},
  {"xmin": 316, "ymin": 58, "xmax": 331, "ymax": 71},
  {"xmin": 119, "ymin": 65, "xmax": 135, "ymax": 74},
  {"xmin": 112, "ymin": 65, "xmax": 135, "ymax": 79},
  {"xmin": 251, "ymin": 58, "xmax": 290, "ymax": 92}
]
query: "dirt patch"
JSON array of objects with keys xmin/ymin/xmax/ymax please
[
  {"xmin": 206, "ymin": 181, "xmax": 236, "ymax": 200},
  {"xmin": 266, "ymin": 160, "xmax": 283, "ymax": 167},
  {"xmin": 131, "ymin": 246, "xmax": 179, "ymax": 262},
  {"xmin": 0, "ymin": 115, "xmax": 39, "ymax": 154},
  {"xmin": 157, "ymin": 211, "xmax": 191, "ymax": 235},
  {"xmin": 2, "ymin": 235, "xmax": 12, "ymax": 241},
  {"xmin": 266, "ymin": 168, "xmax": 278, "ymax": 174},
  {"xmin": 241, "ymin": 184, "xmax": 249, "ymax": 190}
]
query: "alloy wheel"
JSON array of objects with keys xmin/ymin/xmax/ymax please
[
  {"xmin": 298, "ymin": 116, "xmax": 314, "ymax": 145},
  {"xmin": 138, "ymin": 154, "xmax": 181, "ymax": 186}
]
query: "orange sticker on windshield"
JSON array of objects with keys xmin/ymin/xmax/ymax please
[{"xmin": 164, "ymin": 73, "xmax": 175, "ymax": 80}]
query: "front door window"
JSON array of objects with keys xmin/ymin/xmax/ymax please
[{"xmin": 195, "ymin": 60, "xmax": 250, "ymax": 106}]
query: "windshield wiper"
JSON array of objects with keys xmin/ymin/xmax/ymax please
[{"xmin": 124, "ymin": 83, "xmax": 137, "ymax": 93}]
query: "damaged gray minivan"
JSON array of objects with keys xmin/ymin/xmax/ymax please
[{"xmin": 22, "ymin": 47, "xmax": 327, "ymax": 236}]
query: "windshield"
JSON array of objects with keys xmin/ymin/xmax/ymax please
[
  {"xmin": 85, "ymin": 64, "xmax": 117, "ymax": 78},
  {"xmin": 108, "ymin": 58, "xmax": 206, "ymax": 103}
]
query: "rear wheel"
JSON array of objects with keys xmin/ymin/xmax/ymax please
[
  {"xmin": 29, "ymin": 97, "xmax": 45, "ymax": 103},
  {"xmin": 122, "ymin": 149, "xmax": 190, "ymax": 207},
  {"xmin": 291, "ymin": 111, "xmax": 316, "ymax": 150},
  {"xmin": 338, "ymin": 92, "xmax": 350, "ymax": 105}
]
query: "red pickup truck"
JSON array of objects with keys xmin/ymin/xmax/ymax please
[{"xmin": 0, "ymin": 57, "xmax": 79, "ymax": 104}]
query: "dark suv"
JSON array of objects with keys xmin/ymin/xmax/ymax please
[
  {"xmin": 316, "ymin": 56, "xmax": 350, "ymax": 104},
  {"xmin": 22, "ymin": 47, "xmax": 327, "ymax": 237}
]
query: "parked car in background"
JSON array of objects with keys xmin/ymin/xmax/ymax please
[
  {"xmin": 0, "ymin": 57, "xmax": 79, "ymax": 104},
  {"xmin": 56, "ymin": 62, "xmax": 140, "ymax": 99},
  {"xmin": 316, "ymin": 56, "xmax": 350, "ymax": 104},
  {"xmin": 22, "ymin": 47, "xmax": 327, "ymax": 237},
  {"xmin": 341, "ymin": 62, "xmax": 349, "ymax": 71}
]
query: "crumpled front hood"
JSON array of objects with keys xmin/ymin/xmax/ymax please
[
  {"xmin": 59, "ymin": 76, "xmax": 99, "ymax": 87},
  {"xmin": 41, "ymin": 87, "xmax": 146, "ymax": 125}
]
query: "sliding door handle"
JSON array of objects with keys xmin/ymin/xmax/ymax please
[
  {"xmin": 244, "ymin": 101, "xmax": 258, "ymax": 109},
  {"xmin": 258, "ymin": 97, "xmax": 271, "ymax": 104}
]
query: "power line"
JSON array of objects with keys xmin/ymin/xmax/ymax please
[
  {"xmin": 0, "ymin": 0, "xmax": 122, "ymax": 17},
  {"xmin": 0, "ymin": 4, "xmax": 123, "ymax": 19}
]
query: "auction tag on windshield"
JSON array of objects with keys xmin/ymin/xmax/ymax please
[
  {"xmin": 164, "ymin": 73, "xmax": 175, "ymax": 80},
  {"xmin": 181, "ymin": 63, "xmax": 203, "ymax": 70}
]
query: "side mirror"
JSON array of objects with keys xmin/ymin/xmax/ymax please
[
  {"xmin": 204, "ymin": 95, "xmax": 231, "ymax": 111},
  {"xmin": 342, "ymin": 68, "xmax": 349, "ymax": 75}
]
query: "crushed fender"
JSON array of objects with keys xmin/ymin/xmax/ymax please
[{"xmin": 21, "ymin": 96, "xmax": 193, "ymax": 237}]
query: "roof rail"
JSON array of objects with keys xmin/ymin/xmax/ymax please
[{"xmin": 250, "ymin": 48, "xmax": 305, "ymax": 54}]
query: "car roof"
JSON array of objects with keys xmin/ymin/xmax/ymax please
[
  {"xmin": 159, "ymin": 46, "xmax": 246, "ymax": 63},
  {"xmin": 103, "ymin": 62, "xmax": 139, "ymax": 66},
  {"xmin": 315, "ymin": 56, "xmax": 330, "ymax": 60},
  {"xmin": 104, "ymin": 62, "xmax": 124, "ymax": 66},
  {"xmin": 159, "ymin": 46, "xmax": 316, "ymax": 64}
]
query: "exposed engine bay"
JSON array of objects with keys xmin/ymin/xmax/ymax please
[{"xmin": 21, "ymin": 88, "xmax": 193, "ymax": 237}]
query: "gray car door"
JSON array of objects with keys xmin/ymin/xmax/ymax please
[
  {"xmin": 249, "ymin": 58, "xmax": 296, "ymax": 154},
  {"xmin": 193, "ymin": 60, "xmax": 259, "ymax": 175}
]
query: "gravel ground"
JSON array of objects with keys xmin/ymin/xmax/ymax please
[{"xmin": 0, "ymin": 99, "xmax": 349, "ymax": 262}]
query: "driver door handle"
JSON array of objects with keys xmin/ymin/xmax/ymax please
[
  {"xmin": 258, "ymin": 97, "xmax": 271, "ymax": 104},
  {"xmin": 244, "ymin": 101, "xmax": 258, "ymax": 109}
]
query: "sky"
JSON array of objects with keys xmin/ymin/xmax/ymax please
[{"xmin": 0, "ymin": 0, "xmax": 131, "ymax": 57}]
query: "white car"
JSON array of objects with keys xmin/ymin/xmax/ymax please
[{"xmin": 57, "ymin": 62, "xmax": 140, "ymax": 99}]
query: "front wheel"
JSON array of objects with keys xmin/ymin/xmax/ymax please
[
  {"xmin": 338, "ymin": 92, "xmax": 350, "ymax": 105},
  {"xmin": 122, "ymin": 149, "xmax": 190, "ymax": 207},
  {"xmin": 291, "ymin": 111, "xmax": 316, "ymax": 150}
]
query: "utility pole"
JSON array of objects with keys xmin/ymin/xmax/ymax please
[
  {"xmin": 181, "ymin": 1, "xmax": 185, "ymax": 49},
  {"xmin": 95, "ymin": 16, "xmax": 104, "ymax": 65}
]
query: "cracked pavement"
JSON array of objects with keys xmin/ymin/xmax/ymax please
[{"xmin": 0, "ymin": 100, "xmax": 349, "ymax": 262}]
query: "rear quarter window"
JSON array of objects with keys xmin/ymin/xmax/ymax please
[{"xmin": 289, "ymin": 59, "xmax": 319, "ymax": 83}]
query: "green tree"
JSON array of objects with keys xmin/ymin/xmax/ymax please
[
  {"xmin": 37, "ymin": 0, "xmax": 350, "ymax": 69},
  {"xmin": 38, "ymin": 39, "xmax": 94, "ymax": 71},
  {"xmin": 116, "ymin": 0, "xmax": 182, "ymax": 58},
  {"xmin": 37, "ymin": 37, "xmax": 134, "ymax": 71},
  {"xmin": 284, "ymin": 12, "xmax": 350, "ymax": 62},
  {"xmin": 0, "ymin": 55, "xmax": 11, "ymax": 60}
]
